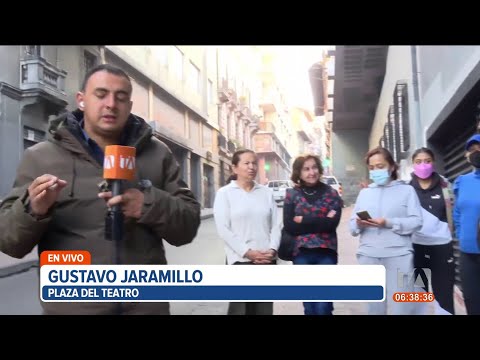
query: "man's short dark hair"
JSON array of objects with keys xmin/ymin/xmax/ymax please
[{"xmin": 81, "ymin": 63, "xmax": 132, "ymax": 92}]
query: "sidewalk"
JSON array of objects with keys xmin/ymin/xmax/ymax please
[
  {"xmin": 0, "ymin": 206, "xmax": 467, "ymax": 315},
  {"xmin": 200, "ymin": 208, "xmax": 214, "ymax": 220}
]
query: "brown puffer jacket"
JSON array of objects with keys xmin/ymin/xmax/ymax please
[{"xmin": 0, "ymin": 110, "xmax": 201, "ymax": 315}]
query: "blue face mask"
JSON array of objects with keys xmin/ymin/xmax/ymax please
[{"xmin": 369, "ymin": 169, "xmax": 390, "ymax": 186}]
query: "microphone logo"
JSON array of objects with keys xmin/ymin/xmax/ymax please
[
  {"xmin": 103, "ymin": 145, "xmax": 136, "ymax": 180},
  {"xmin": 104, "ymin": 155, "xmax": 135, "ymax": 170},
  {"xmin": 119, "ymin": 155, "xmax": 135, "ymax": 170},
  {"xmin": 104, "ymin": 155, "xmax": 115, "ymax": 170}
]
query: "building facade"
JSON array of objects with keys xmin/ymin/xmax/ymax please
[
  {"xmin": 0, "ymin": 46, "xmax": 278, "ymax": 209},
  {"xmin": 328, "ymin": 46, "xmax": 388, "ymax": 205},
  {"xmin": 104, "ymin": 46, "xmax": 220, "ymax": 208},
  {"xmin": 215, "ymin": 46, "xmax": 261, "ymax": 187},
  {"xmin": 329, "ymin": 45, "xmax": 480, "ymax": 302},
  {"xmin": 0, "ymin": 45, "xmax": 101, "ymax": 197},
  {"xmin": 1, "ymin": 46, "xmax": 316, "ymax": 207},
  {"xmin": 309, "ymin": 49, "xmax": 335, "ymax": 175},
  {"xmin": 289, "ymin": 107, "xmax": 314, "ymax": 156},
  {"xmin": 254, "ymin": 49, "xmax": 294, "ymax": 184}
]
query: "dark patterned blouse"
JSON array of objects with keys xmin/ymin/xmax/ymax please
[{"xmin": 283, "ymin": 182, "xmax": 343, "ymax": 255}]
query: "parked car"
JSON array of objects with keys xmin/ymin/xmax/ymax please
[
  {"xmin": 321, "ymin": 175, "xmax": 343, "ymax": 197},
  {"xmin": 267, "ymin": 180, "xmax": 294, "ymax": 205}
]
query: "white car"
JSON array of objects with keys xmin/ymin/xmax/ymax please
[
  {"xmin": 321, "ymin": 175, "xmax": 343, "ymax": 197},
  {"xmin": 267, "ymin": 180, "xmax": 294, "ymax": 205}
]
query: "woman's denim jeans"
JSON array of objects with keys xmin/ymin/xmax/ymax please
[{"xmin": 293, "ymin": 247, "xmax": 338, "ymax": 315}]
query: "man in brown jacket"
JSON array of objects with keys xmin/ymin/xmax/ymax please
[{"xmin": 0, "ymin": 63, "xmax": 201, "ymax": 315}]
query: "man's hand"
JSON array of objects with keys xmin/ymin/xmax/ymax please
[
  {"xmin": 98, "ymin": 188, "xmax": 145, "ymax": 219},
  {"xmin": 293, "ymin": 216, "xmax": 303, "ymax": 223},
  {"xmin": 28, "ymin": 174, "xmax": 68, "ymax": 216}
]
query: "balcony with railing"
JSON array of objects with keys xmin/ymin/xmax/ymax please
[
  {"xmin": 235, "ymin": 104, "xmax": 251, "ymax": 120},
  {"xmin": 218, "ymin": 78, "xmax": 238, "ymax": 107},
  {"xmin": 248, "ymin": 114, "xmax": 260, "ymax": 133},
  {"xmin": 258, "ymin": 121, "xmax": 276, "ymax": 133},
  {"xmin": 217, "ymin": 133, "xmax": 232, "ymax": 157},
  {"xmin": 20, "ymin": 57, "xmax": 67, "ymax": 102},
  {"xmin": 218, "ymin": 133, "xmax": 227, "ymax": 149},
  {"xmin": 227, "ymin": 140, "xmax": 236, "ymax": 153}
]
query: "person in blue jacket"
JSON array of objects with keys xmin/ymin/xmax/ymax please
[{"xmin": 453, "ymin": 133, "xmax": 480, "ymax": 315}]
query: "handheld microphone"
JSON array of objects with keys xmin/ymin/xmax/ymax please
[
  {"xmin": 103, "ymin": 145, "xmax": 136, "ymax": 263},
  {"xmin": 103, "ymin": 145, "xmax": 136, "ymax": 202},
  {"xmin": 103, "ymin": 145, "xmax": 136, "ymax": 182}
]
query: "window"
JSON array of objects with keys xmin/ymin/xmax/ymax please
[
  {"xmin": 328, "ymin": 79, "xmax": 335, "ymax": 96},
  {"xmin": 379, "ymin": 136, "xmax": 385, "ymax": 148},
  {"xmin": 172, "ymin": 47, "xmax": 184, "ymax": 81},
  {"xmin": 268, "ymin": 180, "xmax": 293, "ymax": 189},
  {"xmin": 84, "ymin": 51, "xmax": 97, "ymax": 73},
  {"xmin": 23, "ymin": 126, "xmax": 45, "ymax": 150},
  {"xmin": 322, "ymin": 177, "xmax": 338, "ymax": 185},
  {"xmin": 25, "ymin": 45, "xmax": 41, "ymax": 57},
  {"xmin": 388, "ymin": 105, "xmax": 398, "ymax": 161},
  {"xmin": 383, "ymin": 121, "xmax": 390, "ymax": 151},
  {"xmin": 394, "ymin": 81, "xmax": 409, "ymax": 157},
  {"xmin": 207, "ymin": 79, "xmax": 213, "ymax": 104},
  {"xmin": 188, "ymin": 61, "xmax": 200, "ymax": 93},
  {"xmin": 327, "ymin": 97, "xmax": 334, "ymax": 111},
  {"xmin": 206, "ymin": 46, "xmax": 216, "ymax": 72},
  {"xmin": 326, "ymin": 57, "xmax": 335, "ymax": 76},
  {"xmin": 150, "ymin": 46, "xmax": 168, "ymax": 67}
]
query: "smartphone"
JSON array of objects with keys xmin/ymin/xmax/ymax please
[{"xmin": 356, "ymin": 211, "xmax": 372, "ymax": 221}]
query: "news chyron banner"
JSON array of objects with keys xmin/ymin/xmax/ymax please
[{"xmin": 40, "ymin": 251, "xmax": 386, "ymax": 302}]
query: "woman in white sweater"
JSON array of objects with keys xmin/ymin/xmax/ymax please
[{"xmin": 213, "ymin": 149, "xmax": 281, "ymax": 315}]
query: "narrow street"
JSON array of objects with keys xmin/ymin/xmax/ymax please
[
  {"xmin": 0, "ymin": 206, "xmax": 368, "ymax": 315},
  {"xmin": 0, "ymin": 205, "xmax": 465, "ymax": 315}
]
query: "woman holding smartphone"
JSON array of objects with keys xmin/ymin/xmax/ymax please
[{"xmin": 349, "ymin": 147, "xmax": 423, "ymax": 315}]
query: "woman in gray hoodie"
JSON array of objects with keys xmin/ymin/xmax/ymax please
[{"xmin": 350, "ymin": 147, "xmax": 423, "ymax": 315}]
